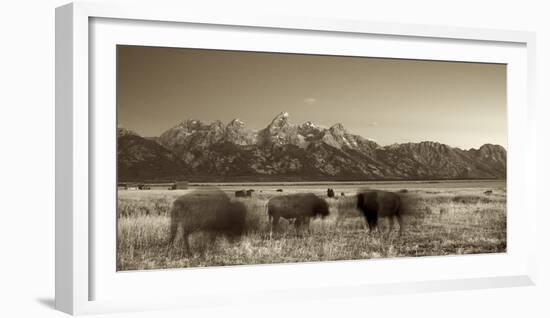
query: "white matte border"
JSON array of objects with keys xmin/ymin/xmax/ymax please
[
  {"xmin": 90, "ymin": 17, "xmax": 529, "ymax": 301},
  {"xmin": 56, "ymin": 2, "xmax": 536, "ymax": 315}
]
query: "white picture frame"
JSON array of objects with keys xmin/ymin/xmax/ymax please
[{"xmin": 55, "ymin": 2, "xmax": 537, "ymax": 315}]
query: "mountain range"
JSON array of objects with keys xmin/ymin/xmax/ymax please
[{"xmin": 117, "ymin": 112, "xmax": 506, "ymax": 182}]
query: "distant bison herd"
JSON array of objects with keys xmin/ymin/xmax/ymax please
[
  {"xmin": 235, "ymin": 189, "xmax": 255, "ymax": 197},
  {"xmin": 168, "ymin": 188, "xmax": 409, "ymax": 254}
]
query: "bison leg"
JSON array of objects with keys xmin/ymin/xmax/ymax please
[
  {"xmin": 183, "ymin": 232, "xmax": 191, "ymax": 256},
  {"xmin": 294, "ymin": 217, "xmax": 310, "ymax": 235},
  {"xmin": 198, "ymin": 232, "xmax": 218, "ymax": 256},
  {"xmin": 168, "ymin": 219, "xmax": 179, "ymax": 245},
  {"xmin": 335, "ymin": 213, "xmax": 342, "ymax": 227},
  {"xmin": 369, "ymin": 221, "xmax": 378, "ymax": 234},
  {"xmin": 396, "ymin": 214, "xmax": 404, "ymax": 236},
  {"xmin": 270, "ymin": 215, "xmax": 280, "ymax": 239},
  {"xmin": 303, "ymin": 217, "xmax": 311, "ymax": 234},
  {"xmin": 387, "ymin": 216, "xmax": 394, "ymax": 234},
  {"xmin": 294, "ymin": 217, "xmax": 303, "ymax": 236},
  {"xmin": 360, "ymin": 218, "xmax": 368, "ymax": 232},
  {"xmin": 362, "ymin": 217, "xmax": 369, "ymax": 233},
  {"xmin": 367, "ymin": 217, "xmax": 378, "ymax": 235}
]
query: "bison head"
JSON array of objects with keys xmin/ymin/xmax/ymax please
[{"xmin": 314, "ymin": 198, "xmax": 330, "ymax": 219}]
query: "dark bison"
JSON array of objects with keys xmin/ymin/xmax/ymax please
[
  {"xmin": 168, "ymin": 189, "xmax": 247, "ymax": 254},
  {"xmin": 276, "ymin": 189, "xmax": 283, "ymax": 192},
  {"xmin": 327, "ymin": 188, "xmax": 335, "ymax": 198},
  {"xmin": 235, "ymin": 190, "xmax": 246, "ymax": 197},
  {"xmin": 356, "ymin": 190, "xmax": 404, "ymax": 235},
  {"xmin": 267, "ymin": 193, "xmax": 329, "ymax": 234},
  {"xmin": 246, "ymin": 189, "xmax": 255, "ymax": 197}
]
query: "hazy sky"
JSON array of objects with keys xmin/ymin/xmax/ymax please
[{"xmin": 117, "ymin": 45, "xmax": 507, "ymax": 150}]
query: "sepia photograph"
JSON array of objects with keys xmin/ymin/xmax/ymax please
[{"xmin": 116, "ymin": 45, "xmax": 507, "ymax": 271}]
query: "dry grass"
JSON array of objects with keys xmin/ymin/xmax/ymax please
[{"xmin": 117, "ymin": 185, "xmax": 506, "ymax": 271}]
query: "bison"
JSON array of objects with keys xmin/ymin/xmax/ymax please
[
  {"xmin": 246, "ymin": 189, "xmax": 255, "ymax": 197},
  {"xmin": 356, "ymin": 190, "xmax": 404, "ymax": 235},
  {"xmin": 267, "ymin": 193, "xmax": 329, "ymax": 235},
  {"xmin": 168, "ymin": 188, "xmax": 247, "ymax": 254},
  {"xmin": 327, "ymin": 188, "xmax": 335, "ymax": 198},
  {"xmin": 235, "ymin": 190, "xmax": 246, "ymax": 197}
]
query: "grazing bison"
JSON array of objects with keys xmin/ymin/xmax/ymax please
[
  {"xmin": 246, "ymin": 189, "xmax": 255, "ymax": 197},
  {"xmin": 327, "ymin": 188, "xmax": 335, "ymax": 198},
  {"xmin": 276, "ymin": 189, "xmax": 283, "ymax": 192},
  {"xmin": 356, "ymin": 190, "xmax": 404, "ymax": 235},
  {"xmin": 484, "ymin": 190, "xmax": 493, "ymax": 195},
  {"xmin": 267, "ymin": 193, "xmax": 329, "ymax": 234},
  {"xmin": 168, "ymin": 189, "xmax": 247, "ymax": 254},
  {"xmin": 235, "ymin": 190, "xmax": 246, "ymax": 197}
]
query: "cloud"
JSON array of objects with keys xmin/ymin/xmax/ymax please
[
  {"xmin": 370, "ymin": 122, "xmax": 379, "ymax": 127},
  {"xmin": 303, "ymin": 97, "xmax": 316, "ymax": 105}
]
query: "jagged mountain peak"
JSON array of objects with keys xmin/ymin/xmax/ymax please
[
  {"xmin": 225, "ymin": 118, "xmax": 257, "ymax": 146},
  {"xmin": 298, "ymin": 120, "xmax": 322, "ymax": 135},
  {"xmin": 228, "ymin": 118, "xmax": 246, "ymax": 127},
  {"xmin": 329, "ymin": 123, "xmax": 346, "ymax": 135},
  {"xmin": 301, "ymin": 120, "xmax": 318, "ymax": 128},
  {"xmin": 209, "ymin": 120, "xmax": 225, "ymax": 130},
  {"xmin": 175, "ymin": 119, "xmax": 205, "ymax": 130},
  {"xmin": 474, "ymin": 143, "xmax": 507, "ymax": 163},
  {"xmin": 258, "ymin": 112, "xmax": 302, "ymax": 146},
  {"xmin": 117, "ymin": 127, "xmax": 139, "ymax": 137},
  {"xmin": 479, "ymin": 143, "xmax": 506, "ymax": 151},
  {"xmin": 272, "ymin": 111, "xmax": 290, "ymax": 120},
  {"xmin": 180, "ymin": 118, "xmax": 200, "ymax": 125},
  {"xmin": 268, "ymin": 111, "xmax": 291, "ymax": 129}
]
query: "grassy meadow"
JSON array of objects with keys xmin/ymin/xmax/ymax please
[{"xmin": 117, "ymin": 180, "xmax": 506, "ymax": 271}]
